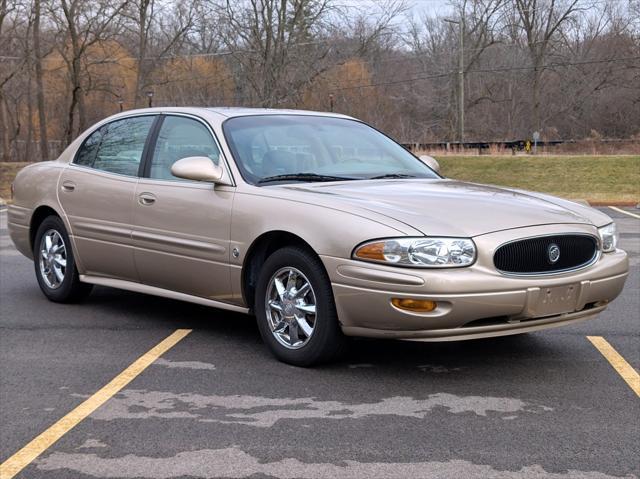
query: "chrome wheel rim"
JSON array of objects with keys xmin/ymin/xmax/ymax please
[
  {"xmin": 265, "ymin": 267, "xmax": 317, "ymax": 349},
  {"xmin": 39, "ymin": 229, "xmax": 67, "ymax": 289}
]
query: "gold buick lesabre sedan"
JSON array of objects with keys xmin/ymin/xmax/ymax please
[{"xmin": 8, "ymin": 108, "xmax": 629, "ymax": 365}]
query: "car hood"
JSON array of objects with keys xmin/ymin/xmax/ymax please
[{"xmin": 278, "ymin": 179, "xmax": 607, "ymax": 237}]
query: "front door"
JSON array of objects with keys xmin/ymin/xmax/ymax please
[
  {"xmin": 132, "ymin": 115, "xmax": 234, "ymax": 301},
  {"xmin": 58, "ymin": 115, "xmax": 156, "ymax": 281}
]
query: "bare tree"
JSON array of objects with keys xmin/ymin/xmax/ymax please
[
  {"xmin": 185, "ymin": 1, "xmax": 223, "ymax": 54},
  {"xmin": 32, "ymin": 0, "xmax": 48, "ymax": 160},
  {"xmin": 219, "ymin": 0, "xmax": 335, "ymax": 106},
  {"xmin": 511, "ymin": 0, "xmax": 583, "ymax": 133},
  {"xmin": 2, "ymin": 0, "xmax": 639, "ymax": 160},
  {"xmin": 130, "ymin": 0, "xmax": 152, "ymax": 106},
  {"xmin": 51, "ymin": 0, "xmax": 128, "ymax": 143},
  {"xmin": 1, "ymin": 0, "xmax": 30, "ymax": 161},
  {"xmin": 0, "ymin": 0, "xmax": 14, "ymax": 161},
  {"xmin": 124, "ymin": 0, "xmax": 197, "ymax": 107},
  {"xmin": 404, "ymin": 15, "xmax": 455, "ymax": 139},
  {"xmin": 403, "ymin": 0, "xmax": 504, "ymax": 140}
]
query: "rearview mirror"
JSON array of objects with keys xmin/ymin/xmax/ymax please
[
  {"xmin": 171, "ymin": 156, "xmax": 227, "ymax": 183},
  {"xmin": 419, "ymin": 155, "xmax": 441, "ymax": 174}
]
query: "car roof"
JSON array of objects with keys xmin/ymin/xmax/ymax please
[
  {"xmin": 105, "ymin": 106, "xmax": 354, "ymax": 122},
  {"xmin": 204, "ymin": 107, "xmax": 354, "ymax": 120}
]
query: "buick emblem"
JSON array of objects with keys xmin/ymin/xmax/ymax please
[{"xmin": 547, "ymin": 243, "xmax": 560, "ymax": 264}]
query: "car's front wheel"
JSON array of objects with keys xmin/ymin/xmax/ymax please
[
  {"xmin": 33, "ymin": 215, "xmax": 92, "ymax": 303},
  {"xmin": 255, "ymin": 246, "xmax": 346, "ymax": 366}
]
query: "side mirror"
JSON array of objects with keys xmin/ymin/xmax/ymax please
[
  {"xmin": 419, "ymin": 155, "xmax": 441, "ymax": 174},
  {"xmin": 171, "ymin": 156, "xmax": 227, "ymax": 183}
]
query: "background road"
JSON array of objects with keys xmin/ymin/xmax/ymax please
[{"xmin": 1, "ymin": 207, "xmax": 638, "ymax": 479}]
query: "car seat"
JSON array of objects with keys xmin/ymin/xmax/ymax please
[{"xmin": 261, "ymin": 150, "xmax": 298, "ymax": 177}]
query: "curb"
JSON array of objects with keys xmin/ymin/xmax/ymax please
[
  {"xmin": 573, "ymin": 199, "xmax": 590, "ymax": 206},
  {"xmin": 586, "ymin": 201, "xmax": 639, "ymax": 207},
  {"xmin": 573, "ymin": 199, "xmax": 640, "ymax": 207}
]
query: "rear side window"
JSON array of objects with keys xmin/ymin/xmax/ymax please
[
  {"xmin": 149, "ymin": 116, "xmax": 220, "ymax": 181},
  {"xmin": 74, "ymin": 128, "xmax": 103, "ymax": 167},
  {"xmin": 74, "ymin": 116, "xmax": 155, "ymax": 176}
]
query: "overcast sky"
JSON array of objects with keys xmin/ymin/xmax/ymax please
[
  {"xmin": 342, "ymin": 0, "xmax": 454, "ymax": 19},
  {"xmin": 406, "ymin": 0, "xmax": 453, "ymax": 16}
]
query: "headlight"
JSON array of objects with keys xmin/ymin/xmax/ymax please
[
  {"xmin": 353, "ymin": 237, "xmax": 476, "ymax": 267},
  {"xmin": 598, "ymin": 223, "xmax": 618, "ymax": 252}
]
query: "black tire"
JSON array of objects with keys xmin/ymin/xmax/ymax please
[
  {"xmin": 33, "ymin": 215, "xmax": 92, "ymax": 303},
  {"xmin": 255, "ymin": 246, "xmax": 347, "ymax": 366}
]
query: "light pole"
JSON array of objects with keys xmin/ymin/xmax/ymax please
[
  {"xmin": 444, "ymin": 17, "xmax": 464, "ymax": 145},
  {"xmin": 146, "ymin": 90, "xmax": 154, "ymax": 108}
]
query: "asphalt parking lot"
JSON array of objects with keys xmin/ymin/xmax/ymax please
[{"xmin": 0, "ymin": 206, "xmax": 638, "ymax": 479}]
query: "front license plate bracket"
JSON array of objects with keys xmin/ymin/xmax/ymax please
[
  {"xmin": 519, "ymin": 284, "xmax": 580, "ymax": 318},
  {"xmin": 537, "ymin": 284, "xmax": 579, "ymax": 315}
]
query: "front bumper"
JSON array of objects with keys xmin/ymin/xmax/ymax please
[{"xmin": 321, "ymin": 225, "xmax": 629, "ymax": 341}]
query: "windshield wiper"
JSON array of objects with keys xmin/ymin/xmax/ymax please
[
  {"xmin": 368, "ymin": 173, "xmax": 417, "ymax": 179},
  {"xmin": 257, "ymin": 173, "xmax": 357, "ymax": 184}
]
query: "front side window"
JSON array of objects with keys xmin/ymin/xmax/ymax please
[
  {"xmin": 149, "ymin": 116, "xmax": 220, "ymax": 181},
  {"xmin": 74, "ymin": 116, "xmax": 154, "ymax": 176},
  {"xmin": 222, "ymin": 115, "xmax": 440, "ymax": 185}
]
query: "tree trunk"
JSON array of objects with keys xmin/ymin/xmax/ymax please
[
  {"xmin": 25, "ymin": 67, "xmax": 33, "ymax": 161},
  {"xmin": 134, "ymin": 0, "xmax": 150, "ymax": 107},
  {"xmin": 33, "ymin": 0, "xmax": 49, "ymax": 161},
  {"xmin": 62, "ymin": 0, "xmax": 84, "ymax": 144},
  {"xmin": 65, "ymin": 82, "xmax": 80, "ymax": 145},
  {"xmin": 531, "ymin": 65, "xmax": 541, "ymax": 135},
  {"xmin": 0, "ymin": 92, "xmax": 11, "ymax": 162},
  {"xmin": 77, "ymin": 77, "xmax": 87, "ymax": 133}
]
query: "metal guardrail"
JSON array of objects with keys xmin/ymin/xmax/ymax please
[{"xmin": 401, "ymin": 138, "xmax": 639, "ymax": 153}]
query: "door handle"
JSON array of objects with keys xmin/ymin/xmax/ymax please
[
  {"xmin": 138, "ymin": 192, "xmax": 156, "ymax": 205},
  {"xmin": 61, "ymin": 181, "xmax": 75, "ymax": 192}
]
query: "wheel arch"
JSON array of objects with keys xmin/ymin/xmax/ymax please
[
  {"xmin": 241, "ymin": 230, "xmax": 322, "ymax": 311},
  {"xmin": 29, "ymin": 205, "xmax": 62, "ymax": 251}
]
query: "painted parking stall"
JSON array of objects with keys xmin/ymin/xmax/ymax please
[{"xmin": 0, "ymin": 207, "xmax": 638, "ymax": 479}]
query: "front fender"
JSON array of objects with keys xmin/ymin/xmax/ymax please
[
  {"xmin": 506, "ymin": 187, "xmax": 612, "ymax": 227},
  {"xmin": 229, "ymin": 190, "xmax": 420, "ymax": 306},
  {"xmin": 230, "ymin": 191, "xmax": 417, "ymax": 261}
]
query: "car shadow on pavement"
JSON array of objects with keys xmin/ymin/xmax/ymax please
[
  {"xmin": 87, "ymin": 284, "xmax": 560, "ymax": 375},
  {"xmin": 87, "ymin": 285, "xmax": 257, "ymax": 332}
]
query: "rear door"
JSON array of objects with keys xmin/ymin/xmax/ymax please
[
  {"xmin": 58, "ymin": 115, "xmax": 156, "ymax": 280},
  {"xmin": 132, "ymin": 114, "xmax": 235, "ymax": 300}
]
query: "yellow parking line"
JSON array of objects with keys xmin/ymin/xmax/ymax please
[
  {"xmin": 608, "ymin": 206, "xmax": 640, "ymax": 219},
  {"xmin": 587, "ymin": 336, "xmax": 640, "ymax": 397},
  {"xmin": 0, "ymin": 329, "xmax": 192, "ymax": 479}
]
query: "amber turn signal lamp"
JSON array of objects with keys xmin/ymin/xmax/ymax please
[
  {"xmin": 354, "ymin": 242, "xmax": 386, "ymax": 261},
  {"xmin": 391, "ymin": 298, "xmax": 437, "ymax": 313}
]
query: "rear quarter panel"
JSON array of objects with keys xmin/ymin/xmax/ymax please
[{"xmin": 8, "ymin": 161, "xmax": 67, "ymax": 259}]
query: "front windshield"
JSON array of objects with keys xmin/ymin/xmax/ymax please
[{"xmin": 222, "ymin": 115, "xmax": 440, "ymax": 185}]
